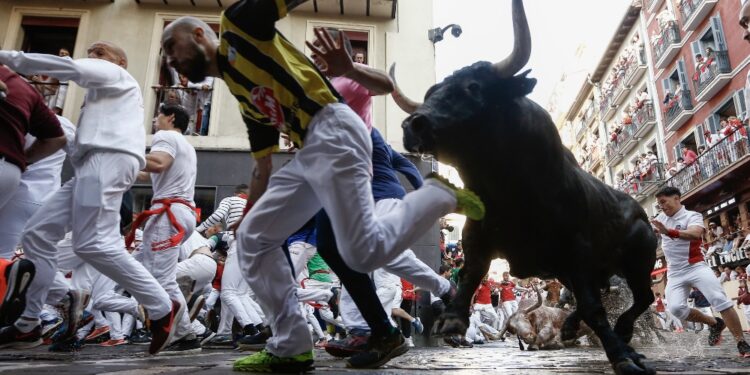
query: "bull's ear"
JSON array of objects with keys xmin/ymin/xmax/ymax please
[{"xmin": 508, "ymin": 69, "xmax": 536, "ymax": 98}]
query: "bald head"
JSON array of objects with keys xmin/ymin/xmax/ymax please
[
  {"xmin": 162, "ymin": 16, "xmax": 218, "ymax": 83},
  {"xmin": 87, "ymin": 41, "xmax": 128, "ymax": 68},
  {"xmin": 163, "ymin": 17, "xmax": 217, "ymax": 44}
]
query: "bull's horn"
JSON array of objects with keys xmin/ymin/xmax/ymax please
[
  {"xmin": 493, "ymin": 0, "xmax": 531, "ymax": 78},
  {"xmin": 523, "ymin": 284, "xmax": 543, "ymax": 314},
  {"xmin": 388, "ymin": 63, "xmax": 422, "ymax": 114}
]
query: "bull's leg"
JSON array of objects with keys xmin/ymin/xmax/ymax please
[
  {"xmin": 561, "ymin": 310, "xmax": 581, "ymax": 342},
  {"xmin": 614, "ymin": 221, "xmax": 657, "ymax": 345},
  {"xmin": 439, "ymin": 221, "xmax": 492, "ymax": 335},
  {"xmin": 570, "ymin": 277, "xmax": 655, "ymax": 375}
]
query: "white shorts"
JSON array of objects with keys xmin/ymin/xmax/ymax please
[{"xmin": 666, "ymin": 263, "xmax": 733, "ymax": 320}]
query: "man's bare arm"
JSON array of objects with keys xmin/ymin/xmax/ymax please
[{"xmin": 25, "ymin": 136, "xmax": 66, "ymax": 164}]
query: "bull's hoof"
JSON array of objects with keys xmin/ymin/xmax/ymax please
[
  {"xmin": 438, "ymin": 313, "xmax": 468, "ymax": 335},
  {"xmin": 560, "ymin": 326, "xmax": 577, "ymax": 342},
  {"xmin": 612, "ymin": 358, "xmax": 655, "ymax": 375}
]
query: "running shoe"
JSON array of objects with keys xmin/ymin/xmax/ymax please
[
  {"xmin": 129, "ymin": 328, "xmax": 152, "ymax": 345},
  {"xmin": 203, "ymin": 333, "xmax": 234, "ymax": 349},
  {"xmin": 404, "ymin": 337, "xmax": 415, "ymax": 348},
  {"xmin": 443, "ymin": 335, "xmax": 461, "ymax": 348},
  {"xmin": 198, "ymin": 329, "xmax": 216, "ymax": 346},
  {"xmin": 159, "ymin": 336, "xmax": 202, "ymax": 355},
  {"xmin": 412, "ymin": 317, "xmax": 424, "ymax": 334},
  {"xmin": 324, "ymin": 332, "xmax": 369, "ymax": 358},
  {"xmin": 41, "ymin": 316, "xmax": 63, "ymax": 340},
  {"xmin": 49, "ymin": 337, "xmax": 84, "ymax": 352},
  {"xmin": 0, "ymin": 259, "xmax": 35, "ymax": 326},
  {"xmin": 738, "ymin": 340, "xmax": 750, "ymax": 358},
  {"xmin": 100, "ymin": 338, "xmax": 128, "ymax": 347},
  {"xmin": 346, "ymin": 328, "xmax": 408, "ymax": 369},
  {"xmin": 148, "ymin": 299, "xmax": 184, "ymax": 355},
  {"xmin": 708, "ymin": 317, "xmax": 726, "ymax": 346},
  {"xmin": 314, "ymin": 338, "xmax": 328, "ymax": 349},
  {"xmin": 236, "ymin": 326, "xmax": 271, "ymax": 351},
  {"xmin": 0, "ymin": 324, "xmax": 41, "ymax": 349},
  {"xmin": 233, "ymin": 349, "xmax": 314, "ymax": 373},
  {"xmin": 84, "ymin": 325, "xmax": 110, "ymax": 343},
  {"xmin": 426, "ymin": 173, "xmax": 485, "ymax": 221},
  {"xmin": 57, "ymin": 289, "xmax": 90, "ymax": 343},
  {"xmin": 187, "ymin": 294, "xmax": 205, "ymax": 322}
]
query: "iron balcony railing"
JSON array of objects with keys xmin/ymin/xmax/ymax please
[
  {"xmin": 634, "ymin": 103, "xmax": 656, "ymax": 127},
  {"xmin": 692, "ymin": 50, "xmax": 731, "ymax": 97},
  {"xmin": 152, "ymin": 86, "xmax": 213, "ymax": 136},
  {"xmin": 599, "ymin": 94, "xmax": 612, "ymax": 119},
  {"xmin": 582, "ymin": 100, "xmax": 596, "ymax": 126},
  {"xmin": 677, "ymin": 0, "xmax": 703, "ymax": 25},
  {"xmin": 606, "ymin": 140, "xmax": 621, "ymax": 162},
  {"xmin": 665, "ymin": 125, "xmax": 750, "ymax": 195},
  {"xmin": 653, "ymin": 23, "xmax": 681, "ymax": 63},
  {"xmin": 663, "ymin": 89, "xmax": 694, "ymax": 128},
  {"xmin": 617, "ymin": 162, "xmax": 666, "ymax": 196},
  {"xmin": 624, "ymin": 48, "xmax": 647, "ymax": 82},
  {"xmin": 576, "ymin": 121, "xmax": 587, "ymax": 140}
]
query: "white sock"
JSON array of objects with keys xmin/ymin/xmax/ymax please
[{"xmin": 15, "ymin": 317, "xmax": 40, "ymax": 333}]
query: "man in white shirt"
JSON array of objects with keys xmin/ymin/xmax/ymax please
[
  {"xmin": 0, "ymin": 115, "xmax": 75, "ymax": 258},
  {"xmin": 651, "ymin": 186, "xmax": 749, "ymax": 357},
  {"xmin": 0, "ymin": 42, "xmax": 180, "ymax": 355},
  {"xmin": 127, "ymin": 103, "xmax": 199, "ymax": 353}
]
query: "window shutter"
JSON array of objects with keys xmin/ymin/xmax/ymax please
[
  {"xmin": 707, "ymin": 113, "xmax": 721, "ymax": 133},
  {"xmin": 677, "ymin": 60, "xmax": 689, "ymax": 89},
  {"xmin": 696, "ymin": 124, "xmax": 706, "ymax": 146},
  {"xmin": 690, "ymin": 41, "xmax": 705, "ymax": 65},
  {"xmin": 734, "ymin": 89, "xmax": 747, "ymax": 121},
  {"xmin": 710, "ymin": 16, "xmax": 727, "ymax": 51}
]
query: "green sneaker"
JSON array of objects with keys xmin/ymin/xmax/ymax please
[
  {"xmin": 427, "ymin": 173, "xmax": 486, "ymax": 221},
  {"xmin": 233, "ymin": 349, "xmax": 314, "ymax": 373}
]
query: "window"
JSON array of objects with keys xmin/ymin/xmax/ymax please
[
  {"xmin": 152, "ymin": 21, "xmax": 219, "ymax": 136},
  {"xmin": 674, "ymin": 132, "xmax": 698, "ymax": 161},
  {"xmin": 346, "ymin": 30, "xmax": 369, "ymax": 65},
  {"xmin": 20, "ymin": 16, "xmax": 79, "ymax": 115},
  {"xmin": 690, "ymin": 16, "xmax": 728, "ymax": 82},
  {"xmin": 700, "ymin": 92, "xmax": 746, "ymax": 146}
]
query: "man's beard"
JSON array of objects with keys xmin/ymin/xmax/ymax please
[{"xmin": 184, "ymin": 46, "xmax": 209, "ymax": 83}]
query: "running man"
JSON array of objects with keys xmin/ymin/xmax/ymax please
[
  {"xmin": 651, "ymin": 186, "xmax": 749, "ymax": 357},
  {"xmin": 161, "ymin": 1, "xmax": 483, "ymax": 372}
]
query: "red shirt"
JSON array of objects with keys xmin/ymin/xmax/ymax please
[
  {"xmin": 0, "ymin": 66, "xmax": 62, "ymax": 171},
  {"xmin": 682, "ymin": 149, "xmax": 698, "ymax": 165},
  {"xmin": 499, "ymin": 281, "xmax": 516, "ymax": 302},
  {"xmin": 401, "ymin": 279, "xmax": 415, "ymax": 301},
  {"xmin": 475, "ymin": 281, "xmax": 492, "ymax": 304}
]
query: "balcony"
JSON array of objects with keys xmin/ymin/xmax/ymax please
[
  {"xmin": 677, "ymin": 0, "xmax": 717, "ymax": 32},
  {"xmin": 693, "ymin": 50, "xmax": 732, "ymax": 103},
  {"xmin": 619, "ymin": 122, "xmax": 639, "ymax": 155},
  {"xmin": 606, "ymin": 141, "xmax": 623, "ymax": 167},
  {"xmin": 612, "ymin": 79, "xmax": 632, "ymax": 106},
  {"xmin": 600, "ymin": 95, "xmax": 617, "ymax": 122},
  {"xmin": 665, "ymin": 126, "xmax": 750, "ymax": 197},
  {"xmin": 575, "ymin": 121, "xmax": 587, "ymax": 142},
  {"xmin": 294, "ymin": 0, "xmax": 398, "ymax": 18},
  {"xmin": 653, "ymin": 24, "xmax": 682, "ymax": 70},
  {"xmin": 663, "ymin": 89, "xmax": 694, "ymax": 132},
  {"xmin": 583, "ymin": 101, "xmax": 597, "ymax": 128},
  {"xmin": 624, "ymin": 49, "xmax": 647, "ymax": 86},
  {"xmin": 648, "ymin": 0, "xmax": 665, "ymax": 13},
  {"xmin": 618, "ymin": 162, "xmax": 666, "ymax": 198},
  {"xmin": 152, "ymin": 86, "xmax": 214, "ymax": 136},
  {"xmin": 633, "ymin": 103, "xmax": 657, "ymax": 139}
]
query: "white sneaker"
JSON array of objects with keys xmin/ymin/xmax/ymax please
[{"xmin": 405, "ymin": 336, "xmax": 415, "ymax": 348}]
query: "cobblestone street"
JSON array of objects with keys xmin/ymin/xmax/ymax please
[{"xmin": 0, "ymin": 331, "xmax": 748, "ymax": 374}]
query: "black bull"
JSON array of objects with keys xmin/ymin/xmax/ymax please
[{"xmin": 390, "ymin": 1, "xmax": 658, "ymax": 374}]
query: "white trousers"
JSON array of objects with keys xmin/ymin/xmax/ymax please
[
  {"xmin": 501, "ymin": 300, "xmax": 519, "ymax": 319},
  {"xmin": 140, "ymin": 203, "xmax": 196, "ymax": 339},
  {"xmin": 666, "ymin": 263, "xmax": 734, "ymax": 320},
  {"xmin": 20, "ymin": 152, "xmax": 172, "ymax": 322},
  {"xmin": 474, "ymin": 303, "xmax": 500, "ymax": 329},
  {"xmin": 176, "ymin": 253, "xmax": 217, "ymax": 297},
  {"xmin": 288, "ymin": 241, "xmax": 316, "ymax": 282},
  {"xmin": 0, "ymin": 158, "xmax": 21, "ymax": 214},
  {"xmin": 0, "ymin": 186, "xmax": 43, "ymax": 258},
  {"xmin": 237, "ymin": 103, "xmax": 455, "ymax": 356},
  {"xmin": 220, "ymin": 244, "xmax": 263, "ymax": 329}
]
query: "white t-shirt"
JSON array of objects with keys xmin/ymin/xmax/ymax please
[
  {"xmin": 20, "ymin": 115, "xmax": 76, "ymax": 202},
  {"xmin": 656, "ymin": 206, "xmax": 705, "ymax": 274},
  {"xmin": 150, "ymin": 130, "xmax": 196, "ymax": 202}
]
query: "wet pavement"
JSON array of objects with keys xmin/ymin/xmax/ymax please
[{"xmin": 0, "ymin": 331, "xmax": 747, "ymax": 374}]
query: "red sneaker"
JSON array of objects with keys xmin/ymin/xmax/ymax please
[
  {"xmin": 148, "ymin": 300, "xmax": 184, "ymax": 355},
  {"xmin": 84, "ymin": 325, "xmax": 110, "ymax": 343}
]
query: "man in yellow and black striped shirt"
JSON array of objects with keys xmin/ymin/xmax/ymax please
[{"xmin": 162, "ymin": 1, "xmax": 484, "ymax": 372}]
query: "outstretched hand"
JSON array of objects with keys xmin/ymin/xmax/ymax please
[
  {"xmin": 305, "ymin": 27, "xmax": 354, "ymax": 77},
  {"xmin": 650, "ymin": 219, "xmax": 668, "ymax": 235}
]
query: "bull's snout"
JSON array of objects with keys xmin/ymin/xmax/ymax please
[{"xmin": 402, "ymin": 113, "xmax": 432, "ymax": 153}]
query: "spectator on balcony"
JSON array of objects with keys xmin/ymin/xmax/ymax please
[
  {"xmin": 173, "ymin": 74, "xmax": 198, "ymax": 133},
  {"xmin": 704, "ymin": 129, "xmax": 720, "ymax": 148},
  {"xmin": 694, "ymin": 54, "xmax": 711, "ymax": 83},
  {"xmin": 682, "ymin": 148, "xmax": 698, "ymax": 165},
  {"xmin": 728, "ymin": 116, "xmax": 747, "ymax": 139}
]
